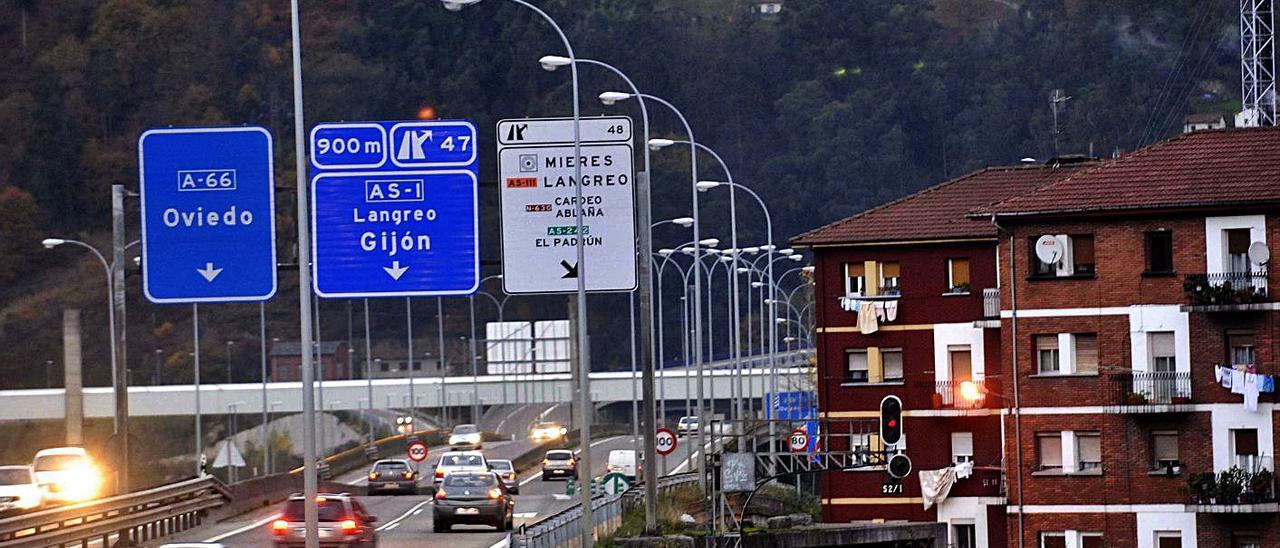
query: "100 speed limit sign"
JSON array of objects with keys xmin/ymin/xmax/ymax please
[
  {"xmin": 407, "ymin": 441, "xmax": 429, "ymax": 462},
  {"xmin": 788, "ymin": 429, "xmax": 810, "ymax": 453},
  {"xmin": 655, "ymin": 427, "xmax": 678, "ymax": 456}
]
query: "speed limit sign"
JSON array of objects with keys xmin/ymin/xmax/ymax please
[
  {"xmin": 655, "ymin": 427, "xmax": 678, "ymax": 456},
  {"xmin": 407, "ymin": 441, "xmax": 429, "ymax": 462},
  {"xmin": 788, "ymin": 428, "xmax": 810, "ymax": 453}
]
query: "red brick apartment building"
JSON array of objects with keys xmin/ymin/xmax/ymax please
[{"xmin": 793, "ymin": 127, "xmax": 1280, "ymax": 548}]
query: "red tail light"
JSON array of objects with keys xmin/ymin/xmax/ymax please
[
  {"xmin": 340, "ymin": 519, "xmax": 358, "ymax": 533},
  {"xmin": 435, "ymin": 489, "xmax": 447, "ymax": 500},
  {"xmin": 435, "ymin": 469, "xmax": 445, "ymax": 479},
  {"xmin": 403, "ymin": 471, "xmax": 413, "ymax": 479},
  {"xmin": 487, "ymin": 488, "xmax": 502, "ymax": 499},
  {"xmin": 272, "ymin": 519, "xmax": 288, "ymax": 535}
]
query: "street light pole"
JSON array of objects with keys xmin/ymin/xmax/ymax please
[{"xmin": 260, "ymin": 303, "xmax": 268, "ymax": 478}]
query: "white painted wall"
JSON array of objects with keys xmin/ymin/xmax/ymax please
[
  {"xmin": 936, "ymin": 497, "xmax": 993, "ymax": 548},
  {"xmin": 1204, "ymin": 215, "xmax": 1267, "ymax": 275},
  {"xmin": 1128, "ymin": 305, "xmax": 1190, "ymax": 375},
  {"xmin": 933, "ymin": 322, "xmax": 986, "ymax": 382},
  {"xmin": 1135, "ymin": 511, "xmax": 1197, "ymax": 548},
  {"xmin": 1210, "ymin": 403, "xmax": 1275, "ymax": 471}
]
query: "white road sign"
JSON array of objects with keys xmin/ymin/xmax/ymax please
[
  {"xmin": 788, "ymin": 429, "xmax": 810, "ymax": 453},
  {"xmin": 497, "ymin": 116, "xmax": 637, "ymax": 294},
  {"xmin": 655, "ymin": 427, "xmax": 678, "ymax": 456}
]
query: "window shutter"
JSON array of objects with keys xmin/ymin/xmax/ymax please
[
  {"xmin": 1154, "ymin": 433, "xmax": 1179, "ymax": 461},
  {"xmin": 951, "ymin": 432, "xmax": 974, "ymax": 457},
  {"xmin": 1074, "ymin": 334, "xmax": 1098, "ymax": 373},
  {"xmin": 1150, "ymin": 332, "xmax": 1175, "ymax": 358}
]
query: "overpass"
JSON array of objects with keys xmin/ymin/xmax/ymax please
[{"xmin": 0, "ymin": 351, "xmax": 812, "ymax": 420}]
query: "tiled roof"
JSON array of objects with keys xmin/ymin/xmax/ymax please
[
  {"xmin": 979, "ymin": 128, "xmax": 1280, "ymax": 218},
  {"xmin": 790, "ymin": 162, "xmax": 1091, "ymax": 246}
]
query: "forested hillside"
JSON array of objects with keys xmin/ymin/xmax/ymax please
[{"xmin": 0, "ymin": 0, "xmax": 1240, "ymax": 386}]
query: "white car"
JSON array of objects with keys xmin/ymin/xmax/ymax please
[
  {"xmin": 0, "ymin": 465, "xmax": 42, "ymax": 514},
  {"xmin": 605, "ymin": 450, "xmax": 638, "ymax": 481},
  {"xmin": 432, "ymin": 451, "xmax": 488, "ymax": 486},
  {"xmin": 32, "ymin": 447, "xmax": 101, "ymax": 503},
  {"xmin": 677, "ymin": 416, "xmax": 700, "ymax": 437},
  {"xmin": 448, "ymin": 424, "xmax": 483, "ymax": 451}
]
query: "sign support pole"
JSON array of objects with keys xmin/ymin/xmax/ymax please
[
  {"xmin": 287, "ymin": 2, "xmax": 320, "ymax": 546},
  {"xmin": 111, "ymin": 184, "xmax": 131, "ymax": 495}
]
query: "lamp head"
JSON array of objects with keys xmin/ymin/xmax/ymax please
[
  {"xmin": 658, "ymin": 249, "xmax": 675, "ymax": 256},
  {"xmin": 743, "ymin": 247, "xmax": 760, "ymax": 254},
  {"xmin": 695, "ymin": 181, "xmax": 722, "ymax": 192},
  {"xmin": 720, "ymin": 256, "xmax": 734, "ymax": 262},
  {"xmin": 699, "ymin": 238, "xmax": 720, "ymax": 248},
  {"xmin": 671, "ymin": 217, "xmax": 695, "ymax": 228},
  {"xmin": 959, "ymin": 381, "xmax": 986, "ymax": 403},
  {"xmin": 599, "ymin": 91, "xmax": 632, "ymax": 106},
  {"xmin": 41, "ymin": 238, "xmax": 65, "ymax": 249},
  {"xmin": 775, "ymin": 317, "xmax": 789, "ymax": 324},
  {"xmin": 647, "ymin": 138, "xmax": 675, "ymax": 150},
  {"xmin": 681, "ymin": 248, "xmax": 696, "ymax": 255},
  {"xmin": 751, "ymin": 281, "xmax": 764, "ymax": 288},
  {"xmin": 779, "ymin": 248, "xmax": 795, "ymax": 256},
  {"xmin": 760, "ymin": 244, "xmax": 777, "ymax": 252},
  {"xmin": 802, "ymin": 266, "xmax": 815, "ymax": 273},
  {"xmin": 788, "ymin": 254, "xmax": 804, "ymax": 261},
  {"xmin": 737, "ymin": 267, "xmax": 751, "ymax": 274},
  {"xmin": 440, "ymin": 0, "xmax": 481, "ymax": 11},
  {"xmin": 539, "ymin": 55, "xmax": 572, "ymax": 71}
]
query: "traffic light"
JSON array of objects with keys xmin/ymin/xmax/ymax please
[
  {"xmin": 887, "ymin": 453, "xmax": 913, "ymax": 479},
  {"xmin": 879, "ymin": 395, "xmax": 903, "ymax": 446}
]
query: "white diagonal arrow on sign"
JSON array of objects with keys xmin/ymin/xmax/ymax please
[
  {"xmin": 197, "ymin": 262, "xmax": 223, "ymax": 282},
  {"xmin": 383, "ymin": 261, "xmax": 409, "ymax": 280}
]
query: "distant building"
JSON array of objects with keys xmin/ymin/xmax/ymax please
[
  {"xmin": 1183, "ymin": 112, "xmax": 1228, "ymax": 133},
  {"xmin": 269, "ymin": 341, "xmax": 350, "ymax": 381}
]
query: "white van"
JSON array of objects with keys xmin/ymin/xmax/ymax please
[
  {"xmin": 32, "ymin": 447, "xmax": 100, "ymax": 503},
  {"xmin": 605, "ymin": 450, "xmax": 638, "ymax": 480}
]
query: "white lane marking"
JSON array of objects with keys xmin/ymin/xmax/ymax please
[
  {"xmin": 518, "ymin": 470, "xmax": 543, "ymax": 486},
  {"xmin": 413, "ymin": 509, "xmax": 423, "ymax": 516},
  {"xmin": 488, "ymin": 535, "xmax": 511, "ymax": 548},
  {"xmin": 376, "ymin": 499, "xmax": 433, "ymax": 531},
  {"xmin": 204, "ymin": 513, "xmax": 281, "ymax": 542},
  {"xmin": 514, "ymin": 512, "xmax": 538, "ymax": 519}
]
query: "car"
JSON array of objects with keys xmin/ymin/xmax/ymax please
[
  {"xmin": 432, "ymin": 451, "xmax": 488, "ymax": 487},
  {"xmin": 529, "ymin": 422, "xmax": 567, "ymax": 443},
  {"xmin": 605, "ymin": 450, "xmax": 638, "ymax": 481},
  {"xmin": 32, "ymin": 447, "xmax": 101, "ymax": 504},
  {"xmin": 540, "ymin": 449, "xmax": 577, "ymax": 481},
  {"xmin": 488, "ymin": 459, "xmax": 519, "ymax": 494},
  {"xmin": 271, "ymin": 493, "xmax": 377, "ymax": 547},
  {"xmin": 0, "ymin": 465, "xmax": 42, "ymax": 515},
  {"xmin": 432, "ymin": 472, "xmax": 515, "ymax": 533},
  {"xmin": 676, "ymin": 416, "xmax": 700, "ymax": 437},
  {"xmin": 447, "ymin": 424, "xmax": 483, "ymax": 451},
  {"xmin": 366, "ymin": 459, "xmax": 418, "ymax": 495}
]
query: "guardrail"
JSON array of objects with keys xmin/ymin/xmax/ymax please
[
  {"xmin": 511, "ymin": 472, "xmax": 700, "ymax": 548},
  {"xmin": 0, "ymin": 476, "xmax": 229, "ymax": 547}
]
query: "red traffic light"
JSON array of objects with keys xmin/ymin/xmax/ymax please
[{"xmin": 880, "ymin": 395, "xmax": 903, "ymax": 446}]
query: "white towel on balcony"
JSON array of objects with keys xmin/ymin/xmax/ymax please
[
  {"xmin": 1245, "ymin": 373, "xmax": 1261, "ymax": 412},
  {"xmin": 886, "ymin": 299, "xmax": 898, "ymax": 321},
  {"xmin": 858, "ymin": 301, "xmax": 879, "ymax": 334},
  {"xmin": 1231, "ymin": 370, "xmax": 1247, "ymax": 395}
]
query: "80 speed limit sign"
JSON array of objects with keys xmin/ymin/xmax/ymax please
[
  {"xmin": 788, "ymin": 429, "xmax": 810, "ymax": 453},
  {"xmin": 655, "ymin": 427, "xmax": 678, "ymax": 456}
]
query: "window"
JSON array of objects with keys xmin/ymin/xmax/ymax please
[
  {"xmin": 1228, "ymin": 329, "xmax": 1256, "ymax": 366},
  {"xmin": 1233, "ymin": 428, "xmax": 1259, "ymax": 469},
  {"xmin": 1074, "ymin": 334, "xmax": 1099, "ymax": 374},
  {"xmin": 1232, "ymin": 533, "xmax": 1262, "ymax": 548},
  {"xmin": 952, "ymin": 523, "xmax": 976, "ymax": 548},
  {"xmin": 1036, "ymin": 335, "xmax": 1060, "ymax": 374},
  {"xmin": 1040, "ymin": 533, "xmax": 1067, "ymax": 548},
  {"xmin": 947, "ymin": 258, "xmax": 971, "ymax": 293},
  {"xmin": 1030, "ymin": 237, "xmax": 1057, "ymax": 277},
  {"xmin": 1150, "ymin": 332, "xmax": 1176, "ymax": 373},
  {"xmin": 1146, "ymin": 231, "xmax": 1174, "ymax": 274},
  {"xmin": 846, "ymin": 350, "xmax": 868, "ymax": 383},
  {"xmin": 844, "ymin": 263, "xmax": 865, "ymax": 296},
  {"xmin": 1072, "ymin": 235, "xmax": 1096, "ymax": 274},
  {"xmin": 879, "ymin": 262, "xmax": 901, "ymax": 293},
  {"xmin": 379, "ymin": 361, "xmax": 389, "ymax": 372},
  {"xmin": 882, "ymin": 348, "xmax": 903, "ymax": 382},
  {"xmin": 1080, "ymin": 534, "xmax": 1104, "ymax": 548},
  {"xmin": 1037, "ymin": 433, "xmax": 1063, "ymax": 472},
  {"xmin": 1156, "ymin": 531, "xmax": 1182, "ymax": 548},
  {"xmin": 1152, "ymin": 431, "xmax": 1180, "ymax": 471},
  {"xmin": 1227, "ymin": 228, "xmax": 1252, "ymax": 273},
  {"xmin": 951, "ymin": 432, "xmax": 974, "ymax": 465},
  {"xmin": 411, "ymin": 360, "xmax": 422, "ymax": 371},
  {"xmin": 949, "ymin": 346, "xmax": 973, "ymax": 383},
  {"xmin": 1077, "ymin": 432, "xmax": 1102, "ymax": 472}
]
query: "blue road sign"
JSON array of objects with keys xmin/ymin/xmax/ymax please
[
  {"xmin": 139, "ymin": 126, "xmax": 278, "ymax": 303},
  {"xmin": 309, "ymin": 120, "xmax": 479, "ymax": 298}
]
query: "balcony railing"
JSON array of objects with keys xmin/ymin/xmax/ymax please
[
  {"xmin": 1110, "ymin": 371, "xmax": 1192, "ymax": 406},
  {"xmin": 982, "ymin": 288, "xmax": 1000, "ymax": 318},
  {"xmin": 1184, "ymin": 270, "xmax": 1269, "ymax": 306},
  {"xmin": 922, "ymin": 379, "xmax": 987, "ymax": 409},
  {"xmin": 1189, "ymin": 457, "xmax": 1276, "ymax": 508}
]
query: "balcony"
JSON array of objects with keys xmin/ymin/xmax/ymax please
[
  {"xmin": 1188, "ymin": 458, "xmax": 1277, "ymax": 513},
  {"xmin": 921, "ymin": 379, "xmax": 989, "ymax": 410},
  {"xmin": 1107, "ymin": 372, "xmax": 1193, "ymax": 413},
  {"xmin": 1183, "ymin": 270, "xmax": 1271, "ymax": 312},
  {"xmin": 982, "ymin": 288, "xmax": 1000, "ymax": 318}
]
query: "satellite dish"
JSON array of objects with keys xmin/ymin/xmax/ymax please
[
  {"xmin": 1035, "ymin": 235, "xmax": 1063, "ymax": 265},
  {"xmin": 1249, "ymin": 241, "xmax": 1270, "ymax": 265}
]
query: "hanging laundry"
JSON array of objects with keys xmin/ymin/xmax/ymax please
[
  {"xmin": 858, "ymin": 301, "xmax": 879, "ymax": 334},
  {"xmin": 1216, "ymin": 366, "xmax": 1233, "ymax": 389},
  {"xmin": 1260, "ymin": 375, "xmax": 1275, "ymax": 394},
  {"xmin": 885, "ymin": 299, "xmax": 899, "ymax": 322},
  {"xmin": 1244, "ymin": 373, "xmax": 1261, "ymax": 412},
  {"xmin": 919, "ymin": 466, "xmax": 957, "ymax": 510},
  {"xmin": 874, "ymin": 301, "xmax": 888, "ymax": 321},
  {"xmin": 839, "ymin": 296, "xmax": 860, "ymax": 312},
  {"xmin": 954, "ymin": 460, "xmax": 974, "ymax": 479},
  {"xmin": 1231, "ymin": 370, "xmax": 1247, "ymax": 396}
]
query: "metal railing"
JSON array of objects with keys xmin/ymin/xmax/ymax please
[
  {"xmin": 982, "ymin": 288, "xmax": 1000, "ymax": 318},
  {"xmin": 921, "ymin": 379, "xmax": 988, "ymax": 409},
  {"xmin": 511, "ymin": 472, "xmax": 700, "ymax": 547},
  {"xmin": 0, "ymin": 476, "xmax": 229, "ymax": 547},
  {"xmin": 1111, "ymin": 371, "xmax": 1192, "ymax": 405},
  {"xmin": 1184, "ymin": 270, "xmax": 1269, "ymax": 305},
  {"xmin": 1189, "ymin": 456, "xmax": 1276, "ymax": 507}
]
